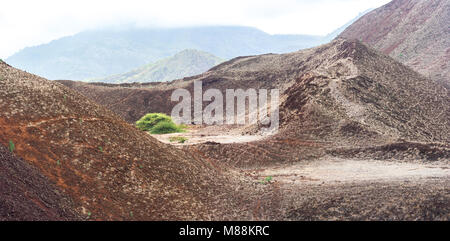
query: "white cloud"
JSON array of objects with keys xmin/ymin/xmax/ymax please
[{"xmin": 0, "ymin": 0, "xmax": 391, "ymax": 58}]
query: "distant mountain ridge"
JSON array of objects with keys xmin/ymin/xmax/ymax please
[
  {"xmin": 91, "ymin": 49, "xmax": 223, "ymax": 83},
  {"xmin": 7, "ymin": 12, "xmax": 369, "ymax": 80},
  {"xmin": 324, "ymin": 8, "xmax": 373, "ymax": 40}
]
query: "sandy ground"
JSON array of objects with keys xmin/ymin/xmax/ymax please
[
  {"xmin": 243, "ymin": 158, "xmax": 450, "ymax": 220},
  {"xmin": 252, "ymin": 158, "xmax": 450, "ymax": 184},
  {"xmin": 153, "ymin": 129, "xmax": 449, "ymax": 186},
  {"xmin": 151, "ymin": 128, "xmax": 450, "ymax": 220},
  {"xmin": 151, "ymin": 125, "xmax": 267, "ymax": 145}
]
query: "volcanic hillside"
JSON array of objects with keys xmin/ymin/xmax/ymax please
[
  {"xmin": 60, "ymin": 39, "xmax": 450, "ymax": 167},
  {"xmin": 61, "ymin": 39, "xmax": 389, "ymax": 123},
  {"xmin": 58, "ymin": 38, "xmax": 403, "ymax": 123},
  {"xmin": 0, "ymin": 145, "xmax": 79, "ymax": 221},
  {"xmin": 0, "ymin": 60, "xmax": 245, "ymax": 220},
  {"xmin": 339, "ymin": 0, "xmax": 450, "ymax": 85},
  {"xmin": 191, "ymin": 39, "xmax": 449, "ymax": 167}
]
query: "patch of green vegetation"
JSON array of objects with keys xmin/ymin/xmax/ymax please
[
  {"xmin": 57, "ymin": 160, "xmax": 61, "ymax": 166},
  {"xmin": 150, "ymin": 121, "xmax": 185, "ymax": 134},
  {"xmin": 169, "ymin": 136, "xmax": 188, "ymax": 143},
  {"xmin": 136, "ymin": 113, "xmax": 185, "ymax": 134},
  {"xmin": 8, "ymin": 140, "xmax": 15, "ymax": 153},
  {"xmin": 260, "ymin": 176, "xmax": 273, "ymax": 184},
  {"xmin": 99, "ymin": 146, "xmax": 103, "ymax": 152},
  {"xmin": 136, "ymin": 113, "xmax": 172, "ymax": 131}
]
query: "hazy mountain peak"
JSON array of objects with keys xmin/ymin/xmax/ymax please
[
  {"xmin": 6, "ymin": 20, "xmax": 366, "ymax": 80},
  {"xmin": 91, "ymin": 49, "xmax": 223, "ymax": 83}
]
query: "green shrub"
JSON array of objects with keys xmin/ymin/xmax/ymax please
[
  {"xmin": 8, "ymin": 140, "xmax": 15, "ymax": 153},
  {"xmin": 136, "ymin": 113, "xmax": 185, "ymax": 134},
  {"xmin": 260, "ymin": 176, "xmax": 273, "ymax": 184},
  {"xmin": 136, "ymin": 113, "xmax": 173, "ymax": 131},
  {"xmin": 150, "ymin": 121, "xmax": 184, "ymax": 134}
]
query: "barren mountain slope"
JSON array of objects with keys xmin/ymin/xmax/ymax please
[
  {"xmin": 60, "ymin": 39, "xmax": 449, "ymax": 167},
  {"xmin": 191, "ymin": 40, "xmax": 449, "ymax": 167},
  {"xmin": 59, "ymin": 49, "xmax": 309, "ymax": 122},
  {"xmin": 57, "ymin": 38, "xmax": 391, "ymax": 123},
  {"xmin": 339, "ymin": 0, "xmax": 450, "ymax": 84},
  {"xmin": 0, "ymin": 60, "xmax": 248, "ymax": 220},
  {"xmin": 0, "ymin": 145, "xmax": 79, "ymax": 221},
  {"xmin": 277, "ymin": 39, "xmax": 449, "ymax": 144},
  {"xmin": 51, "ymin": 40, "xmax": 450, "ymax": 220}
]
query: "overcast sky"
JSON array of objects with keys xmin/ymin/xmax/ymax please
[{"xmin": 0, "ymin": 0, "xmax": 391, "ymax": 58}]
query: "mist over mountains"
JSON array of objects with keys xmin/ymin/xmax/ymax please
[
  {"xmin": 6, "ymin": 12, "xmax": 368, "ymax": 81},
  {"xmin": 90, "ymin": 49, "xmax": 223, "ymax": 83}
]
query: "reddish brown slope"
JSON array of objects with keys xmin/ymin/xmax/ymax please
[
  {"xmin": 0, "ymin": 61, "xmax": 241, "ymax": 220},
  {"xmin": 339, "ymin": 0, "xmax": 450, "ymax": 84},
  {"xmin": 0, "ymin": 145, "xmax": 79, "ymax": 221}
]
